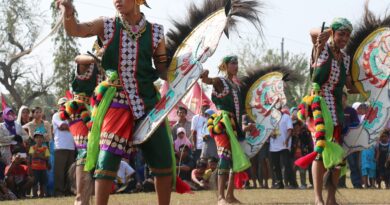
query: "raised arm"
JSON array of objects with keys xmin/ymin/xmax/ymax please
[
  {"xmin": 56, "ymin": 0, "xmax": 104, "ymax": 39},
  {"xmin": 310, "ymin": 27, "xmax": 332, "ymax": 56}
]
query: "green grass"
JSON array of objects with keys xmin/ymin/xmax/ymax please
[{"xmin": 2, "ymin": 189, "xmax": 390, "ymax": 205}]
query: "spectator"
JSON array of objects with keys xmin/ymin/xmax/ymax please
[
  {"xmin": 269, "ymin": 106, "xmax": 294, "ymax": 189},
  {"xmin": 190, "ymin": 102, "xmax": 210, "ymax": 161},
  {"xmin": 52, "ymin": 98, "xmax": 75, "ymax": 196},
  {"xmin": 23, "ymin": 106, "xmax": 52, "ymax": 146},
  {"xmin": 5, "ymin": 152, "xmax": 33, "ymax": 198},
  {"xmin": 352, "ymin": 102, "xmax": 368, "ymax": 123},
  {"xmin": 114, "ymin": 159, "xmax": 135, "ymax": 193},
  {"xmin": 291, "ymin": 108, "xmax": 313, "ymax": 189},
  {"xmin": 376, "ymin": 130, "xmax": 390, "ymax": 189},
  {"xmin": 174, "ymin": 127, "xmax": 192, "ymax": 153},
  {"xmin": 191, "ymin": 159, "xmax": 209, "ymax": 190},
  {"xmin": 343, "ymin": 95, "xmax": 362, "ymax": 188},
  {"xmin": 200, "ymin": 109, "xmax": 218, "ymax": 160},
  {"xmin": 176, "ymin": 145, "xmax": 195, "ymax": 184},
  {"xmin": 242, "ymin": 114, "xmax": 259, "ymax": 189},
  {"xmin": 29, "ymin": 131, "xmax": 50, "ymax": 197},
  {"xmin": 16, "ymin": 106, "xmax": 30, "ymax": 126},
  {"xmin": 142, "ymin": 165, "xmax": 155, "ymax": 193},
  {"xmin": 361, "ymin": 145, "xmax": 376, "ymax": 188},
  {"xmin": 0, "ymin": 108, "xmax": 28, "ymax": 165},
  {"xmin": 171, "ymin": 106, "xmax": 191, "ymax": 141},
  {"xmin": 0, "ymin": 180, "xmax": 17, "ymax": 200}
]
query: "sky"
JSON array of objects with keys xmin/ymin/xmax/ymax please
[{"xmin": 21, "ymin": 0, "xmax": 390, "ymax": 85}]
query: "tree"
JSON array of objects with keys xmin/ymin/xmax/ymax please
[
  {"xmin": 0, "ymin": 0, "xmax": 55, "ymax": 108},
  {"xmin": 51, "ymin": 0, "xmax": 79, "ymax": 97},
  {"xmin": 237, "ymin": 38, "xmax": 310, "ymax": 107}
]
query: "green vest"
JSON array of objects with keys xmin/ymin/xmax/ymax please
[
  {"xmin": 312, "ymin": 43, "xmax": 350, "ymax": 125},
  {"xmin": 101, "ymin": 16, "xmax": 164, "ymax": 119},
  {"xmin": 212, "ymin": 77, "xmax": 245, "ymax": 139},
  {"xmin": 71, "ymin": 63, "xmax": 100, "ymax": 97}
]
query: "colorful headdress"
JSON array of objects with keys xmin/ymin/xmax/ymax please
[
  {"xmin": 218, "ymin": 55, "xmax": 238, "ymax": 72},
  {"xmin": 330, "ymin": 17, "xmax": 353, "ymax": 32}
]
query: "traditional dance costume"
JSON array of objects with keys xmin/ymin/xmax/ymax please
[{"xmin": 85, "ymin": 14, "xmax": 172, "ymax": 180}]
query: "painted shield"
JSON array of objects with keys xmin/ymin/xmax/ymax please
[
  {"xmin": 242, "ymin": 72, "xmax": 285, "ymax": 158},
  {"xmin": 343, "ymin": 27, "xmax": 390, "ymax": 155},
  {"xmin": 132, "ymin": 9, "xmax": 228, "ymax": 144}
]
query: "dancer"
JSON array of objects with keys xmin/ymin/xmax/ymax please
[
  {"xmin": 296, "ymin": 18, "xmax": 357, "ymax": 205},
  {"xmin": 56, "ymin": 0, "xmax": 172, "ymax": 205},
  {"xmin": 59, "ymin": 39, "xmax": 104, "ymax": 205},
  {"xmin": 202, "ymin": 55, "xmax": 250, "ymax": 205}
]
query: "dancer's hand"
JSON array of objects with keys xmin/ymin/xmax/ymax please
[{"xmin": 56, "ymin": 0, "xmax": 73, "ymax": 10}]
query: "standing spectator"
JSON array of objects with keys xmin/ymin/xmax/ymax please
[
  {"xmin": 269, "ymin": 107, "xmax": 294, "ymax": 189},
  {"xmin": 5, "ymin": 152, "xmax": 33, "ymax": 198},
  {"xmin": 343, "ymin": 95, "xmax": 362, "ymax": 188},
  {"xmin": 200, "ymin": 109, "xmax": 218, "ymax": 160},
  {"xmin": 52, "ymin": 98, "xmax": 75, "ymax": 196},
  {"xmin": 0, "ymin": 108, "xmax": 28, "ymax": 165},
  {"xmin": 171, "ymin": 106, "xmax": 191, "ymax": 141},
  {"xmin": 174, "ymin": 127, "xmax": 192, "ymax": 153},
  {"xmin": 242, "ymin": 114, "xmax": 259, "ymax": 189},
  {"xmin": 29, "ymin": 131, "xmax": 50, "ymax": 197},
  {"xmin": 23, "ymin": 107, "xmax": 52, "ymax": 146},
  {"xmin": 190, "ymin": 102, "xmax": 210, "ymax": 162},
  {"xmin": 291, "ymin": 108, "xmax": 313, "ymax": 189},
  {"xmin": 376, "ymin": 130, "xmax": 390, "ymax": 189},
  {"xmin": 16, "ymin": 106, "xmax": 30, "ymax": 126},
  {"xmin": 361, "ymin": 144, "xmax": 376, "ymax": 188}
]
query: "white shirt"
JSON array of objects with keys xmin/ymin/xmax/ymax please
[
  {"xmin": 191, "ymin": 114, "xmax": 207, "ymax": 150},
  {"xmin": 52, "ymin": 112, "xmax": 75, "ymax": 150},
  {"xmin": 116, "ymin": 160, "xmax": 135, "ymax": 184},
  {"xmin": 270, "ymin": 113, "xmax": 293, "ymax": 152}
]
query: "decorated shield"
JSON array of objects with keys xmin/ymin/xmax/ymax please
[
  {"xmin": 343, "ymin": 27, "xmax": 390, "ymax": 155},
  {"xmin": 132, "ymin": 9, "xmax": 229, "ymax": 144},
  {"xmin": 242, "ymin": 72, "xmax": 285, "ymax": 158}
]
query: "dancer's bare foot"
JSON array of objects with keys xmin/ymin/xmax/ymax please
[
  {"xmin": 218, "ymin": 198, "xmax": 228, "ymax": 205},
  {"xmin": 226, "ymin": 196, "xmax": 242, "ymax": 204},
  {"xmin": 315, "ymin": 198, "xmax": 324, "ymax": 205}
]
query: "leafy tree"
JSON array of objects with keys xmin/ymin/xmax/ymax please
[
  {"xmin": 50, "ymin": 0, "xmax": 79, "ymax": 97},
  {"xmin": 0, "ymin": 0, "xmax": 55, "ymax": 108}
]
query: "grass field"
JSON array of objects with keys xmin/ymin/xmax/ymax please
[{"xmin": 2, "ymin": 188, "xmax": 390, "ymax": 205}]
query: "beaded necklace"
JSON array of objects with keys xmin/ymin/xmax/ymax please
[{"xmin": 119, "ymin": 14, "xmax": 147, "ymax": 41}]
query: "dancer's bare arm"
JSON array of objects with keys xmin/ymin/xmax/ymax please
[
  {"xmin": 310, "ymin": 28, "xmax": 331, "ymax": 56},
  {"xmin": 56, "ymin": 0, "xmax": 104, "ymax": 39},
  {"xmin": 154, "ymin": 37, "xmax": 168, "ymax": 80}
]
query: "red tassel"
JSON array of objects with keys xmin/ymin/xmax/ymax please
[
  {"xmin": 295, "ymin": 151, "xmax": 318, "ymax": 169},
  {"xmin": 175, "ymin": 176, "xmax": 192, "ymax": 194},
  {"xmin": 234, "ymin": 172, "xmax": 249, "ymax": 189}
]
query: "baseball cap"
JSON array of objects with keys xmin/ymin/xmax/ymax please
[
  {"xmin": 205, "ymin": 109, "xmax": 215, "ymax": 116},
  {"xmin": 57, "ymin": 97, "xmax": 68, "ymax": 105}
]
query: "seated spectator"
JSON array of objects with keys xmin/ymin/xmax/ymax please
[
  {"xmin": 174, "ymin": 127, "xmax": 192, "ymax": 153},
  {"xmin": 191, "ymin": 159, "xmax": 209, "ymax": 190},
  {"xmin": 114, "ymin": 159, "xmax": 135, "ymax": 193},
  {"xmin": 4, "ymin": 152, "xmax": 33, "ymax": 198},
  {"xmin": 29, "ymin": 131, "xmax": 50, "ymax": 197},
  {"xmin": 142, "ymin": 165, "xmax": 155, "ymax": 193},
  {"xmin": 0, "ymin": 180, "xmax": 17, "ymax": 201},
  {"xmin": 376, "ymin": 130, "xmax": 390, "ymax": 189},
  {"xmin": 176, "ymin": 145, "xmax": 195, "ymax": 183}
]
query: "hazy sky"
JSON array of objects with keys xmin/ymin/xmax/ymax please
[{"xmin": 29, "ymin": 0, "xmax": 390, "ymax": 79}]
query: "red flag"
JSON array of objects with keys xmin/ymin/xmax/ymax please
[
  {"xmin": 182, "ymin": 82, "xmax": 216, "ymax": 114},
  {"xmin": 1, "ymin": 93, "xmax": 7, "ymax": 110}
]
